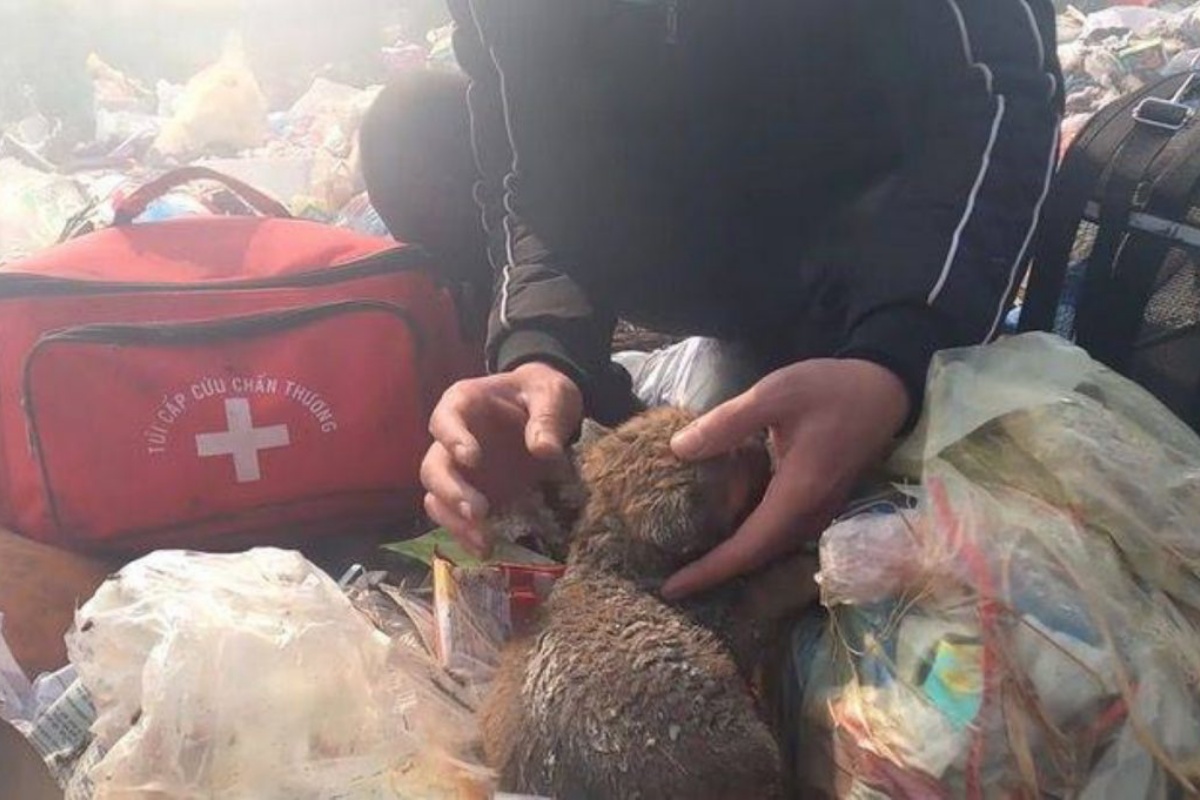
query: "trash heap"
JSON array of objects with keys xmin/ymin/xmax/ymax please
[
  {"xmin": 788, "ymin": 333, "xmax": 1200, "ymax": 799},
  {"xmin": 0, "ymin": 531, "xmax": 562, "ymax": 799},
  {"xmin": 1059, "ymin": 2, "xmax": 1200, "ymax": 153},
  {"xmin": 0, "ymin": 13, "xmax": 460, "ymax": 265}
]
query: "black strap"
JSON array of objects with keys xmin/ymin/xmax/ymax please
[
  {"xmin": 1021, "ymin": 73, "xmax": 1195, "ymax": 334},
  {"xmin": 1085, "ymin": 113, "xmax": 1200, "ymax": 375},
  {"xmin": 1073, "ymin": 119, "xmax": 1178, "ymax": 367},
  {"xmin": 1019, "ymin": 136, "xmax": 1108, "ymax": 333}
]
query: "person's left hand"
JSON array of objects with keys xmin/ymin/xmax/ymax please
[{"xmin": 661, "ymin": 358, "xmax": 910, "ymax": 600}]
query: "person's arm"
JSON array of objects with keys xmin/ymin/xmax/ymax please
[
  {"xmin": 661, "ymin": 1, "xmax": 1065, "ymax": 600},
  {"xmin": 421, "ymin": 2, "xmax": 631, "ymax": 552},
  {"xmin": 838, "ymin": 0, "xmax": 1063, "ymax": 424},
  {"xmin": 448, "ymin": 0, "xmax": 617, "ymax": 410}
]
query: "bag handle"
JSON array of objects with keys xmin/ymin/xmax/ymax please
[{"xmin": 112, "ymin": 166, "xmax": 292, "ymax": 226}]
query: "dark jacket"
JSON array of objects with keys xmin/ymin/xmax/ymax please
[{"xmin": 448, "ymin": 0, "xmax": 1063, "ymax": 422}]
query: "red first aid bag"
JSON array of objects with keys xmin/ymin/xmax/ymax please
[{"xmin": 0, "ymin": 168, "xmax": 479, "ymax": 553}]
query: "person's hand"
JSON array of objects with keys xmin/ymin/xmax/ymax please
[
  {"xmin": 661, "ymin": 358, "xmax": 910, "ymax": 600},
  {"xmin": 421, "ymin": 362, "xmax": 583, "ymax": 555}
]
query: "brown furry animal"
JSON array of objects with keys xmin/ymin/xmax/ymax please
[{"xmin": 480, "ymin": 407, "xmax": 785, "ymax": 800}]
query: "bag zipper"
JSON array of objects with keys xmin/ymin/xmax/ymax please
[
  {"xmin": 25, "ymin": 299, "xmax": 426, "ymax": 352},
  {"xmin": 0, "ymin": 244, "xmax": 433, "ymax": 299}
]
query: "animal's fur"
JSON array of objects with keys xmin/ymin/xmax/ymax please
[{"xmin": 480, "ymin": 407, "xmax": 784, "ymax": 800}]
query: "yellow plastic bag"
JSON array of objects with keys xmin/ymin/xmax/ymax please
[{"xmin": 152, "ymin": 36, "xmax": 269, "ymax": 159}]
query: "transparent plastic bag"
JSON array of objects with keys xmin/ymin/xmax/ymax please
[
  {"xmin": 0, "ymin": 159, "xmax": 90, "ymax": 263},
  {"xmin": 797, "ymin": 333, "xmax": 1200, "ymax": 799},
  {"xmin": 66, "ymin": 549, "xmax": 425, "ymax": 800}
]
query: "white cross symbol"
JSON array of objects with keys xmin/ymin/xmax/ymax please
[{"xmin": 195, "ymin": 398, "xmax": 291, "ymax": 484}]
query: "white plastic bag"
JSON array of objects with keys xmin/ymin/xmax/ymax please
[
  {"xmin": 613, "ymin": 336, "xmax": 761, "ymax": 413},
  {"xmin": 67, "ymin": 549, "xmax": 418, "ymax": 800}
]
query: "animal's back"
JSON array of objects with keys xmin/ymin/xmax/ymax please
[{"xmin": 480, "ymin": 570, "xmax": 783, "ymax": 800}]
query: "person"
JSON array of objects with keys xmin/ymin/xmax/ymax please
[{"xmin": 361, "ymin": 1, "xmax": 1063, "ymax": 600}]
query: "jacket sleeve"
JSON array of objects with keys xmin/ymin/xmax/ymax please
[
  {"xmin": 837, "ymin": 0, "xmax": 1063, "ymax": 421},
  {"xmin": 447, "ymin": 0, "xmax": 619, "ymax": 409}
]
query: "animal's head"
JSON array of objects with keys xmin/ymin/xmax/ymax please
[{"xmin": 572, "ymin": 407, "xmax": 770, "ymax": 577}]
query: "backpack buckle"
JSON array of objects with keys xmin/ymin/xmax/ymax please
[
  {"xmin": 1134, "ymin": 74, "xmax": 1200, "ymax": 132},
  {"xmin": 1134, "ymin": 97, "xmax": 1193, "ymax": 131}
]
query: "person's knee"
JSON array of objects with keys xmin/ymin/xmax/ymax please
[{"xmin": 360, "ymin": 69, "xmax": 484, "ymax": 278}]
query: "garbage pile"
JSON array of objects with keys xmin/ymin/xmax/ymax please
[
  {"xmin": 0, "ymin": 11, "xmax": 459, "ymax": 265},
  {"xmin": 0, "ymin": 529, "xmax": 563, "ymax": 799},
  {"xmin": 787, "ymin": 333, "xmax": 1200, "ymax": 799},
  {"xmin": 1059, "ymin": 2, "xmax": 1200, "ymax": 152}
]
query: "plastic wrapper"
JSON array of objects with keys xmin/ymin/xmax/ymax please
[
  {"xmin": 86, "ymin": 54, "xmax": 153, "ymax": 114},
  {"xmin": 281, "ymin": 78, "xmax": 378, "ymax": 152},
  {"xmin": 1163, "ymin": 46, "xmax": 1200, "ymax": 76},
  {"xmin": 0, "ymin": 159, "xmax": 90, "ymax": 263},
  {"xmin": 0, "ymin": 612, "xmax": 32, "ymax": 725},
  {"xmin": 816, "ymin": 505, "xmax": 925, "ymax": 608},
  {"xmin": 794, "ymin": 333, "xmax": 1200, "ymax": 799},
  {"xmin": 427, "ymin": 25, "xmax": 459, "ymax": 70},
  {"xmin": 1081, "ymin": 7, "xmax": 1172, "ymax": 40},
  {"xmin": 385, "ymin": 528, "xmax": 564, "ymax": 685},
  {"xmin": 335, "ymin": 191, "xmax": 391, "ymax": 237},
  {"xmin": 92, "ymin": 109, "xmax": 160, "ymax": 157},
  {"xmin": 272, "ymin": 78, "xmax": 379, "ymax": 218},
  {"xmin": 383, "ymin": 43, "xmax": 432, "ymax": 75}
]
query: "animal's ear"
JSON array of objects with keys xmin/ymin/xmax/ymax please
[{"xmin": 638, "ymin": 463, "xmax": 729, "ymax": 560}]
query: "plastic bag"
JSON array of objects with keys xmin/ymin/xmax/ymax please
[
  {"xmin": 86, "ymin": 54, "xmax": 153, "ymax": 114},
  {"xmin": 0, "ymin": 159, "xmax": 90, "ymax": 263},
  {"xmin": 275, "ymin": 78, "xmax": 380, "ymax": 217},
  {"xmin": 66, "ymin": 549, "xmax": 428, "ymax": 799},
  {"xmin": 1082, "ymin": 7, "xmax": 1172, "ymax": 40},
  {"xmin": 334, "ymin": 191, "xmax": 391, "ymax": 237},
  {"xmin": 795, "ymin": 333, "xmax": 1200, "ymax": 799},
  {"xmin": 0, "ymin": 613, "xmax": 32, "ymax": 725},
  {"xmin": 614, "ymin": 336, "xmax": 762, "ymax": 413},
  {"xmin": 152, "ymin": 37, "xmax": 269, "ymax": 159}
]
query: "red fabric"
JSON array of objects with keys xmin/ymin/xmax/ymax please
[
  {"xmin": 8, "ymin": 217, "xmax": 393, "ymax": 283},
  {"xmin": 0, "ymin": 217, "xmax": 480, "ymax": 552}
]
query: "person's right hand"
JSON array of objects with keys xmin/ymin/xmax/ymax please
[{"xmin": 421, "ymin": 362, "xmax": 584, "ymax": 555}]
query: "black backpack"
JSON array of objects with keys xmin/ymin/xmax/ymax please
[{"xmin": 1021, "ymin": 70, "xmax": 1200, "ymax": 430}]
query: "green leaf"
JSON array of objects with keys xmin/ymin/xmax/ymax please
[{"xmin": 382, "ymin": 528, "xmax": 560, "ymax": 568}]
